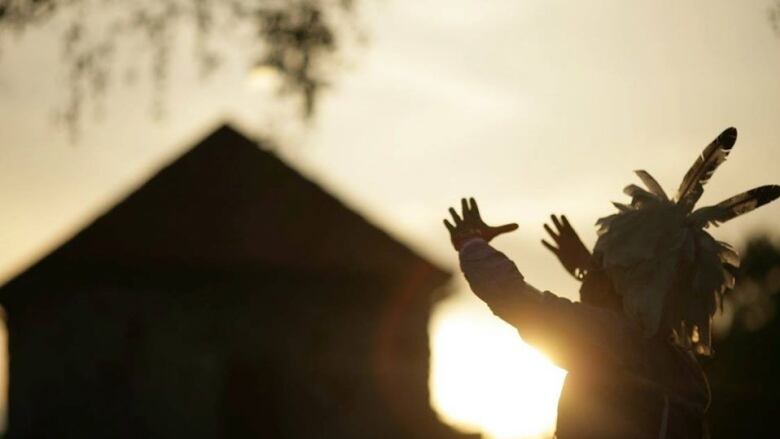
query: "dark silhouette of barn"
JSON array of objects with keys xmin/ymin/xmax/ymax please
[{"xmin": 0, "ymin": 125, "xmax": 474, "ymax": 438}]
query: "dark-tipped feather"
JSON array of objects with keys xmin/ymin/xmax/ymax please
[
  {"xmin": 690, "ymin": 185, "xmax": 780, "ymax": 226},
  {"xmin": 675, "ymin": 127, "xmax": 737, "ymax": 212},
  {"xmin": 635, "ymin": 170, "xmax": 669, "ymax": 201}
]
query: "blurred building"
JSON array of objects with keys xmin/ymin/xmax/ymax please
[{"xmin": 0, "ymin": 125, "xmax": 474, "ymax": 438}]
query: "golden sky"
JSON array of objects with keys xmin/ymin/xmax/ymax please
[{"xmin": 2, "ymin": 1, "xmax": 780, "ymax": 438}]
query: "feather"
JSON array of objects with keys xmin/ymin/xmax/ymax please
[
  {"xmin": 722, "ymin": 268, "xmax": 736, "ymax": 290},
  {"xmin": 717, "ymin": 241, "xmax": 740, "ymax": 268},
  {"xmin": 675, "ymin": 127, "xmax": 737, "ymax": 212},
  {"xmin": 690, "ymin": 185, "xmax": 780, "ymax": 226},
  {"xmin": 624, "ymin": 184, "xmax": 654, "ymax": 199},
  {"xmin": 635, "ymin": 170, "xmax": 669, "ymax": 201},
  {"xmin": 595, "ymin": 213, "xmax": 620, "ymax": 235},
  {"xmin": 612, "ymin": 202, "xmax": 632, "ymax": 212},
  {"xmin": 624, "ymin": 184, "xmax": 662, "ymax": 208},
  {"xmin": 687, "ymin": 205, "xmax": 724, "ymax": 228}
]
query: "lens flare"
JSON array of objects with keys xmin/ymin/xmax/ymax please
[{"xmin": 430, "ymin": 293, "xmax": 566, "ymax": 439}]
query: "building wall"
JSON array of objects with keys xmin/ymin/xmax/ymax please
[{"xmin": 2, "ymin": 266, "xmax": 465, "ymax": 438}]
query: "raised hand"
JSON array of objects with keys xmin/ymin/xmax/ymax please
[
  {"xmin": 542, "ymin": 214, "xmax": 592, "ymax": 281},
  {"xmin": 443, "ymin": 198, "xmax": 518, "ymax": 251}
]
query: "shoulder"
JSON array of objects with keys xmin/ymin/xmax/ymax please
[{"xmin": 524, "ymin": 292, "xmax": 649, "ymax": 371}]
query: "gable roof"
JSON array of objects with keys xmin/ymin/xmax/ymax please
[{"xmin": 3, "ymin": 124, "xmax": 449, "ymax": 290}]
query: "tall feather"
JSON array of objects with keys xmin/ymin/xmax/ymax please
[
  {"xmin": 689, "ymin": 185, "xmax": 780, "ymax": 226},
  {"xmin": 675, "ymin": 127, "xmax": 737, "ymax": 212},
  {"xmin": 635, "ymin": 170, "xmax": 669, "ymax": 201}
]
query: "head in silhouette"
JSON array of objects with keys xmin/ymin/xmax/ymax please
[{"xmin": 591, "ymin": 127, "xmax": 778, "ymax": 354}]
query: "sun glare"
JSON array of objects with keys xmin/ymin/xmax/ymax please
[
  {"xmin": 246, "ymin": 65, "xmax": 280, "ymax": 91},
  {"xmin": 430, "ymin": 292, "xmax": 566, "ymax": 439}
]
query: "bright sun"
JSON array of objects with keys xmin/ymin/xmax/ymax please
[{"xmin": 430, "ymin": 290, "xmax": 566, "ymax": 439}]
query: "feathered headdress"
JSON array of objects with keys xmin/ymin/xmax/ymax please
[{"xmin": 594, "ymin": 128, "xmax": 780, "ymax": 355}]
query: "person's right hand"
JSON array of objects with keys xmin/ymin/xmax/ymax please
[
  {"xmin": 443, "ymin": 198, "xmax": 518, "ymax": 251},
  {"xmin": 542, "ymin": 214, "xmax": 592, "ymax": 281}
]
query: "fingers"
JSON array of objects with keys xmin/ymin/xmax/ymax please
[
  {"xmin": 541, "ymin": 239, "xmax": 559, "ymax": 254},
  {"xmin": 469, "ymin": 197, "xmax": 480, "ymax": 218},
  {"xmin": 449, "ymin": 207, "xmax": 462, "ymax": 225},
  {"xmin": 543, "ymin": 223, "xmax": 561, "ymax": 244},
  {"xmin": 551, "ymin": 214, "xmax": 563, "ymax": 232},
  {"xmin": 561, "ymin": 215, "xmax": 581, "ymax": 239},
  {"xmin": 492, "ymin": 223, "xmax": 518, "ymax": 235},
  {"xmin": 455, "ymin": 197, "xmax": 479, "ymax": 222},
  {"xmin": 443, "ymin": 219, "xmax": 455, "ymax": 233}
]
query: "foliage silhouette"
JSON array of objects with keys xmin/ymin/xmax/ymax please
[
  {"xmin": 706, "ymin": 234, "xmax": 780, "ymax": 438},
  {"xmin": 0, "ymin": 0, "xmax": 358, "ymax": 139}
]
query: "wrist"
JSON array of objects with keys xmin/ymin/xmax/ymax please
[
  {"xmin": 454, "ymin": 231, "xmax": 484, "ymax": 250},
  {"xmin": 459, "ymin": 237, "xmax": 486, "ymax": 252}
]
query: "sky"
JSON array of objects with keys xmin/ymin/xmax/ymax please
[{"xmin": 2, "ymin": 1, "xmax": 780, "ymax": 438}]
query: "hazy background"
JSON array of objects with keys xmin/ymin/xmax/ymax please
[{"xmin": 2, "ymin": 1, "xmax": 780, "ymax": 438}]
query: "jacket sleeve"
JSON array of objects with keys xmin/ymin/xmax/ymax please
[{"xmin": 459, "ymin": 239, "xmax": 636, "ymax": 373}]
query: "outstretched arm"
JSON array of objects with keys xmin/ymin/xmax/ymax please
[
  {"xmin": 443, "ymin": 198, "xmax": 540, "ymax": 307},
  {"xmin": 458, "ymin": 237, "xmax": 545, "ymax": 323},
  {"xmin": 459, "ymin": 239, "xmax": 631, "ymax": 372},
  {"xmin": 444, "ymin": 199, "xmax": 634, "ymax": 372}
]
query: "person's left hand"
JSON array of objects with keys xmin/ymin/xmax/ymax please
[
  {"xmin": 542, "ymin": 214, "xmax": 592, "ymax": 281},
  {"xmin": 443, "ymin": 198, "xmax": 518, "ymax": 251}
]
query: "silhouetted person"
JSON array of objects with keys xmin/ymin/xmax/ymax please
[{"xmin": 444, "ymin": 128, "xmax": 780, "ymax": 438}]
